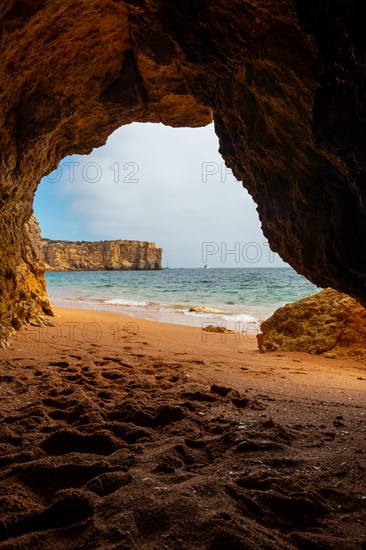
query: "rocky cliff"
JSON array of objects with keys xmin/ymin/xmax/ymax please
[
  {"xmin": 1, "ymin": 1, "xmax": 366, "ymax": 344},
  {"xmin": 42, "ymin": 239, "xmax": 162, "ymax": 271},
  {"xmin": 258, "ymin": 288, "xmax": 366, "ymax": 363},
  {"xmin": 0, "ymin": 216, "xmax": 53, "ymax": 347}
]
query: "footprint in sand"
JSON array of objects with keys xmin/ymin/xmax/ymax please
[
  {"xmin": 101, "ymin": 357, "xmax": 133, "ymax": 368},
  {"xmin": 49, "ymin": 361, "xmax": 70, "ymax": 368},
  {"xmin": 0, "ymin": 491, "xmax": 94, "ymax": 543},
  {"xmin": 39, "ymin": 429, "xmax": 119, "ymax": 456},
  {"xmin": 101, "ymin": 371, "xmax": 124, "ymax": 381},
  {"xmin": 85, "ymin": 471, "xmax": 132, "ymax": 497}
]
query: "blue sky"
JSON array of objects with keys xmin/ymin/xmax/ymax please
[{"xmin": 34, "ymin": 122, "xmax": 286, "ymax": 268}]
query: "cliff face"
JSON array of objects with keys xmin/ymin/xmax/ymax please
[
  {"xmin": 42, "ymin": 239, "xmax": 162, "ymax": 271},
  {"xmin": 1, "ymin": 1, "xmax": 366, "ymax": 343},
  {"xmin": 0, "ymin": 216, "xmax": 53, "ymax": 347},
  {"xmin": 258, "ymin": 289, "xmax": 366, "ymax": 363}
]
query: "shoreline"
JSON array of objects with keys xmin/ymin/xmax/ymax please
[
  {"xmin": 48, "ymin": 298, "xmax": 262, "ymax": 332},
  {"xmin": 44, "ymin": 266, "xmax": 319, "ymax": 332},
  {"xmin": 11, "ymin": 306, "xmax": 366, "ymax": 401},
  {"xmin": 0, "ymin": 306, "xmax": 365, "ymax": 548}
]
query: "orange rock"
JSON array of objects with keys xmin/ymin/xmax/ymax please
[
  {"xmin": 202, "ymin": 325, "xmax": 234, "ymax": 334},
  {"xmin": 258, "ymin": 289, "xmax": 366, "ymax": 362},
  {"xmin": 42, "ymin": 239, "xmax": 162, "ymax": 271}
]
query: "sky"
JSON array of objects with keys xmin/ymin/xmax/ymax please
[{"xmin": 34, "ymin": 122, "xmax": 287, "ymax": 268}]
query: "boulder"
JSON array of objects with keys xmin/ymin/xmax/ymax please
[{"xmin": 258, "ymin": 289, "xmax": 366, "ymax": 362}]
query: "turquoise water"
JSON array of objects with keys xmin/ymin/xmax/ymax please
[{"xmin": 45, "ymin": 268, "xmax": 319, "ymax": 330}]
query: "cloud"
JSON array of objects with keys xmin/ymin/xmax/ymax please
[{"xmin": 35, "ymin": 122, "xmax": 286, "ymax": 267}]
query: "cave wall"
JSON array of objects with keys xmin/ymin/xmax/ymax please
[
  {"xmin": 0, "ymin": 214, "xmax": 53, "ymax": 345},
  {"xmin": 1, "ymin": 0, "xmax": 366, "ymax": 344}
]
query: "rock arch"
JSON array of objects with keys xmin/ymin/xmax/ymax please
[{"xmin": 1, "ymin": 0, "xmax": 366, "ymax": 344}]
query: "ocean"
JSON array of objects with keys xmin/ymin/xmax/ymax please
[{"xmin": 45, "ymin": 267, "xmax": 319, "ymax": 332}]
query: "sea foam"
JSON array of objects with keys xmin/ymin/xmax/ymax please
[{"xmin": 104, "ymin": 298, "xmax": 148, "ymax": 307}]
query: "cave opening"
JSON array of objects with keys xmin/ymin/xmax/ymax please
[
  {"xmin": 34, "ymin": 121, "xmax": 280, "ymax": 269},
  {"xmin": 32, "ymin": 120, "xmax": 319, "ymax": 328}
]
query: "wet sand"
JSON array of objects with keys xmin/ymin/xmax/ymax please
[{"xmin": 0, "ymin": 307, "xmax": 365, "ymax": 549}]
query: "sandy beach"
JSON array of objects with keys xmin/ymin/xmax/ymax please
[{"xmin": 0, "ymin": 307, "xmax": 365, "ymax": 549}]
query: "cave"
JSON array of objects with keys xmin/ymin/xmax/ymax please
[
  {"xmin": 1, "ymin": 0, "xmax": 366, "ymax": 345},
  {"xmin": 1, "ymin": 3, "xmax": 366, "ymax": 548}
]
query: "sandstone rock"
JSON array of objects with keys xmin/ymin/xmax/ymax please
[
  {"xmin": 257, "ymin": 289, "xmax": 366, "ymax": 363},
  {"xmin": 0, "ymin": 216, "xmax": 54, "ymax": 348},
  {"xmin": 1, "ymin": 2, "xmax": 366, "ymax": 343},
  {"xmin": 189, "ymin": 307, "xmax": 221, "ymax": 314},
  {"xmin": 202, "ymin": 325, "xmax": 234, "ymax": 334},
  {"xmin": 42, "ymin": 239, "xmax": 162, "ymax": 271}
]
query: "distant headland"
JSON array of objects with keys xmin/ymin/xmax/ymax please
[{"xmin": 42, "ymin": 239, "xmax": 162, "ymax": 271}]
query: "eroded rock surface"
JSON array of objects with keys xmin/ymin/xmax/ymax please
[
  {"xmin": 42, "ymin": 239, "xmax": 162, "ymax": 271},
  {"xmin": 1, "ymin": 1, "xmax": 366, "ymax": 342},
  {"xmin": 258, "ymin": 288, "xmax": 366, "ymax": 363},
  {"xmin": 0, "ymin": 216, "xmax": 53, "ymax": 347}
]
